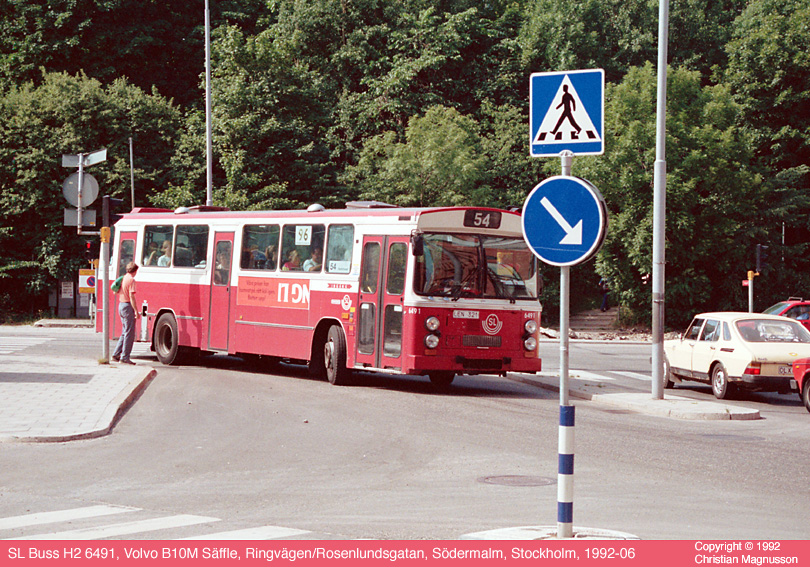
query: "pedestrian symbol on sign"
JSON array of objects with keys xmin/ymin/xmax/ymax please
[{"xmin": 532, "ymin": 75, "xmax": 600, "ymax": 146}]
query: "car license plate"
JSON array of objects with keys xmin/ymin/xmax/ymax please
[
  {"xmin": 453, "ymin": 310, "xmax": 479, "ymax": 319},
  {"xmin": 778, "ymin": 365, "xmax": 792, "ymax": 375}
]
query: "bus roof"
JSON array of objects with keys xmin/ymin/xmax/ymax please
[{"xmin": 118, "ymin": 204, "xmax": 521, "ymax": 222}]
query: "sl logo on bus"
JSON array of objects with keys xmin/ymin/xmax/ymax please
[{"xmin": 483, "ymin": 314, "xmax": 502, "ymax": 335}]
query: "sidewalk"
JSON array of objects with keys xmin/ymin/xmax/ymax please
[
  {"xmin": 515, "ymin": 372, "xmax": 761, "ymax": 420},
  {"xmin": 0, "ymin": 319, "xmax": 155, "ymax": 443}
]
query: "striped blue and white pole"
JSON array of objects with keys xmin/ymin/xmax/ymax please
[{"xmin": 557, "ymin": 405, "xmax": 575, "ymax": 537}]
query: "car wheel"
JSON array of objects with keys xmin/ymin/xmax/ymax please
[
  {"xmin": 711, "ymin": 363, "xmax": 730, "ymax": 399},
  {"xmin": 154, "ymin": 313, "xmax": 182, "ymax": 365},
  {"xmin": 802, "ymin": 380, "xmax": 810, "ymax": 414},
  {"xmin": 324, "ymin": 325, "xmax": 351, "ymax": 385},
  {"xmin": 663, "ymin": 355, "xmax": 674, "ymax": 389}
]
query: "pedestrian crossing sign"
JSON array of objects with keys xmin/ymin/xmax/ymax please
[{"xmin": 530, "ymin": 69, "xmax": 604, "ymax": 157}]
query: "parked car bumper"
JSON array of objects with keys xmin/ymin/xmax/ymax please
[{"xmin": 733, "ymin": 373, "xmax": 798, "ymax": 393}]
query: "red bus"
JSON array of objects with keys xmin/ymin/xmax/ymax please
[{"xmin": 99, "ymin": 202, "xmax": 542, "ymax": 387}]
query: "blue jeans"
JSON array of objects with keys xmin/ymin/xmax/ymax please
[{"xmin": 113, "ymin": 303, "xmax": 136, "ymax": 361}]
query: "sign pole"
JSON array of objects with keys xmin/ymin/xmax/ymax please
[
  {"xmin": 556, "ymin": 150, "xmax": 574, "ymax": 539},
  {"xmin": 76, "ymin": 153, "xmax": 85, "ymax": 236},
  {"xmin": 526, "ymin": 69, "xmax": 606, "ymax": 539}
]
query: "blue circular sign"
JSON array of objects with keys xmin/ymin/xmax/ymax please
[{"xmin": 522, "ymin": 176, "xmax": 607, "ymax": 266}]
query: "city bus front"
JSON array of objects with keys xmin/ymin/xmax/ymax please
[{"xmin": 403, "ymin": 212, "xmax": 543, "ymax": 384}]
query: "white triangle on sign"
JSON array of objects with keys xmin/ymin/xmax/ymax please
[{"xmin": 532, "ymin": 75, "xmax": 601, "ymax": 145}]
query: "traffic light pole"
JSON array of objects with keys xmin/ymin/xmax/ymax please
[{"xmin": 101, "ymin": 226, "xmax": 110, "ymax": 362}]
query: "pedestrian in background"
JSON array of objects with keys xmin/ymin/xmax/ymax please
[
  {"xmin": 598, "ymin": 277, "xmax": 610, "ymax": 312},
  {"xmin": 112, "ymin": 262, "xmax": 139, "ymax": 365}
]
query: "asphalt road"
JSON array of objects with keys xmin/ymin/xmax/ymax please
[{"xmin": 1, "ymin": 327, "xmax": 808, "ymax": 540}]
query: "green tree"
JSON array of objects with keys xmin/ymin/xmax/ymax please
[
  {"xmin": 724, "ymin": 0, "xmax": 810, "ymax": 173},
  {"xmin": 573, "ymin": 65, "xmax": 762, "ymax": 328},
  {"xmin": 518, "ymin": 0, "xmax": 744, "ymax": 84},
  {"xmin": 343, "ymin": 105, "xmax": 488, "ymax": 207},
  {"xmin": 0, "ymin": 0, "xmax": 268, "ymax": 106},
  {"xmin": 0, "ymin": 71, "xmax": 181, "ymax": 317}
]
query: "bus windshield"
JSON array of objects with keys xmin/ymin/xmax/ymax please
[{"xmin": 414, "ymin": 233, "xmax": 539, "ymax": 300}]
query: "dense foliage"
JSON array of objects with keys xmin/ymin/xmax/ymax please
[{"xmin": 1, "ymin": 0, "xmax": 808, "ymax": 328}]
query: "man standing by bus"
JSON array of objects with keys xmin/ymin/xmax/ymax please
[{"xmin": 112, "ymin": 262, "xmax": 140, "ymax": 365}]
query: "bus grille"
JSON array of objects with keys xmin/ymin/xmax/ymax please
[{"xmin": 463, "ymin": 335, "xmax": 502, "ymax": 348}]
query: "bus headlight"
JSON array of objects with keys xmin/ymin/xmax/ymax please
[
  {"xmin": 523, "ymin": 337, "xmax": 538, "ymax": 351},
  {"xmin": 524, "ymin": 319, "xmax": 538, "ymax": 334},
  {"xmin": 425, "ymin": 316, "xmax": 440, "ymax": 332},
  {"xmin": 425, "ymin": 334, "xmax": 440, "ymax": 349}
]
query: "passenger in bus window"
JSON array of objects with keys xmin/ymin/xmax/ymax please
[
  {"xmin": 157, "ymin": 240, "xmax": 172, "ymax": 266},
  {"xmin": 303, "ymin": 246, "xmax": 323, "ymax": 272},
  {"xmin": 264, "ymin": 245, "xmax": 278, "ymax": 269},
  {"xmin": 214, "ymin": 249, "xmax": 230, "ymax": 284},
  {"xmin": 282, "ymin": 249, "xmax": 302, "ymax": 271},
  {"xmin": 247, "ymin": 245, "xmax": 265, "ymax": 269},
  {"xmin": 144, "ymin": 242, "xmax": 159, "ymax": 266}
]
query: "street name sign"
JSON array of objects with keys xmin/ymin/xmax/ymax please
[
  {"xmin": 530, "ymin": 69, "xmax": 604, "ymax": 157},
  {"xmin": 522, "ymin": 176, "xmax": 607, "ymax": 266}
]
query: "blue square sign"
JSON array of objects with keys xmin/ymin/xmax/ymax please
[{"xmin": 530, "ymin": 69, "xmax": 604, "ymax": 157}]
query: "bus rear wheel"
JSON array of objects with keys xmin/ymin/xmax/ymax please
[
  {"xmin": 324, "ymin": 325, "xmax": 351, "ymax": 386},
  {"xmin": 154, "ymin": 313, "xmax": 183, "ymax": 366}
]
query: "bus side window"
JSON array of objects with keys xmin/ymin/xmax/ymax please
[
  {"xmin": 361, "ymin": 242, "xmax": 380, "ymax": 293},
  {"xmin": 118, "ymin": 239, "xmax": 135, "ymax": 277},
  {"xmin": 241, "ymin": 225, "xmax": 279, "ymax": 270},
  {"xmin": 281, "ymin": 224, "xmax": 324, "ymax": 272},
  {"xmin": 174, "ymin": 225, "xmax": 209, "ymax": 268},
  {"xmin": 214, "ymin": 241, "xmax": 232, "ymax": 285},
  {"xmin": 386, "ymin": 242, "xmax": 407, "ymax": 295},
  {"xmin": 326, "ymin": 225, "xmax": 354, "ymax": 274},
  {"xmin": 143, "ymin": 225, "xmax": 174, "ymax": 267}
]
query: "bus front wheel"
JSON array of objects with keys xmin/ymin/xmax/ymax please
[
  {"xmin": 154, "ymin": 313, "xmax": 182, "ymax": 366},
  {"xmin": 324, "ymin": 325, "xmax": 351, "ymax": 386},
  {"xmin": 429, "ymin": 371, "xmax": 455, "ymax": 389}
]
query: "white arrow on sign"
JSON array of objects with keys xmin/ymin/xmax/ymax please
[{"xmin": 540, "ymin": 196, "xmax": 582, "ymax": 245}]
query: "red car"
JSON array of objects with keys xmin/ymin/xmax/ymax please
[
  {"xmin": 763, "ymin": 298, "xmax": 810, "ymax": 331},
  {"xmin": 791, "ymin": 359, "xmax": 810, "ymax": 413}
]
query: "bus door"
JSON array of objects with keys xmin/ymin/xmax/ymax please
[
  {"xmin": 356, "ymin": 236, "xmax": 409, "ymax": 370},
  {"xmin": 208, "ymin": 232, "xmax": 234, "ymax": 351},
  {"xmin": 112, "ymin": 231, "xmax": 138, "ymax": 339}
]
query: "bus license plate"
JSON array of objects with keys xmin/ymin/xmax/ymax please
[{"xmin": 453, "ymin": 310, "xmax": 479, "ymax": 320}]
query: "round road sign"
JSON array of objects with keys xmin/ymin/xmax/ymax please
[
  {"xmin": 62, "ymin": 172, "xmax": 99, "ymax": 207},
  {"xmin": 521, "ymin": 175, "xmax": 607, "ymax": 266}
]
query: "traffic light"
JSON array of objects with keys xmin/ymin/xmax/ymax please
[
  {"xmin": 102, "ymin": 195, "xmax": 125, "ymax": 228},
  {"xmin": 84, "ymin": 239, "xmax": 100, "ymax": 261},
  {"xmin": 756, "ymin": 244, "xmax": 769, "ymax": 273}
]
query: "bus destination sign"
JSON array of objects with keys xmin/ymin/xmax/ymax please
[{"xmin": 463, "ymin": 210, "xmax": 501, "ymax": 229}]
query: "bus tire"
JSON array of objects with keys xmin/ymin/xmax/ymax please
[
  {"xmin": 154, "ymin": 313, "xmax": 182, "ymax": 366},
  {"xmin": 324, "ymin": 325, "xmax": 351, "ymax": 386},
  {"xmin": 429, "ymin": 371, "xmax": 455, "ymax": 389}
]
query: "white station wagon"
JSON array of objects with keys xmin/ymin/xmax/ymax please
[{"xmin": 664, "ymin": 312, "xmax": 810, "ymax": 399}]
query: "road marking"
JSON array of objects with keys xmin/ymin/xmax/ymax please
[
  {"xmin": 571, "ymin": 370, "xmax": 616, "ymax": 381},
  {"xmin": 612, "ymin": 371, "xmax": 652, "ymax": 381},
  {"xmin": 8, "ymin": 515, "xmax": 220, "ymax": 540},
  {"xmin": 0, "ymin": 505, "xmax": 136, "ymax": 530},
  {"xmin": 181, "ymin": 526, "xmax": 312, "ymax": 540},
  {"xmin": 0, "ymin": 337, "xmax": 54, "ymax": 355}
]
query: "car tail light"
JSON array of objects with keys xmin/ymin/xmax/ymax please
[{"xmin": 743, "ymin": 362, "xmax": 761, "ymax": 376}]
